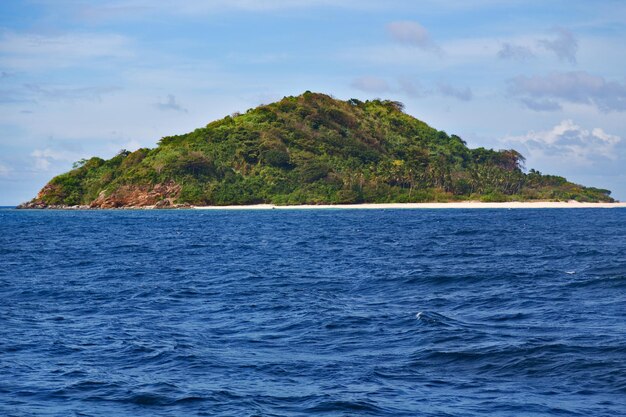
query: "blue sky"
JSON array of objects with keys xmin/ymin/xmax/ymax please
[{"xmin": 1, "ymin": 0, "xmax": 625, "ymax": 204}]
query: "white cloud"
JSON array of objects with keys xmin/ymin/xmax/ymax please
[
  {"xmin": 397, "ymin": 78, "xmax": 425, "ymax": 98},
  {"xmin": 497, "ymin": 42, "xmax": 534, "ymax": 60},
  {"xmin": 0, "ymin": 163, "xmax": 10, "ymax": 177},
  {"xmin": 351, "ymin": 76, "xmax": 391, "ymax": 94},
  {"xmin": 0, "ymin": 83, "xmax": 120, "ymax": 105},
  {"xmin": 0, "ymin": 31, "xmax": 133, "ymax": 71},
  {"xmin": 156, "ymin": 94, "xmax": 188, "ymax": 113},
  {"xmin": 503, "ymin": 120, "xmax": 622, "ymax": 165},
  {"xmin": 438, "ymin": 82, "xmax": 472, "ymax": 101},
  {"xmin": 31, "ymin": 148, "xmax": 84, "ymax": 171},
  {"xmin": 340, "ymin": 34, "xmax": 536, "ymax": 69},
  {"xmin": 494, "ymin": 28, "xmax": 578, "ymax": 64},
  {"xmin": 25, "ymin": 84, "xmax": 120, "ymax": 102},
  {"xmin": 386, "ymin": 21, "xmax": 442, "ymax": 55},
  {"xmin": 518, "ymin": 97, "xmax": 561, "ymax": 112},
  {"xmin": 508, "ymin": 71, "xmax": 626, "ymax": 113},
  {"xmin": 349, "ymin": 76, "xmax": 471, "ymax": 101},
  {"xmin": 538, "ymin": 27, "xmax": 578, "ymax": 64}
]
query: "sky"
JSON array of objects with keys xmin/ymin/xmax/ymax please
[{"xmin": 1, "ymin": 0, "xmax": 625, "ymax": 205}]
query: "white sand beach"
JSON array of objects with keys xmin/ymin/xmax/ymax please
[{"xmin": 192, "ymin": 201, "xmax": 626, "ymax": 210}]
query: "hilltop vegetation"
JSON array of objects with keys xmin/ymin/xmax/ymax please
[{"xmin": 23, "ymin": 92, "xmax": 613, "ymax": 207}]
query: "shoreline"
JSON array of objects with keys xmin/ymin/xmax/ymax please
[
  {"xmin": 192, "ymin": 201, "xmax": 626, "ymax": 210},
  {"xmin": 13, "ymin": 201, "xmax": 626, "ymax": 210}
]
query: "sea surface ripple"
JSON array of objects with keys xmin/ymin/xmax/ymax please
[{"xmin": 1, "ymin": 208, "xmax": 625, "ymax": 416}]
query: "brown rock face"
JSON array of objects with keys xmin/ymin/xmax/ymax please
[
  {"xmin": 17, "ymin": 181, "xmax": 184, "ymax": 209},
  {"xmin": 36, "ymin": 183, "xmax": 61, "ymax": 200},
  {"xmin": 17, "ymin": 183, "xmax": 64, "ymax": 208},
  {"xmin": 90, "ymin": 182, "xmax": 182, "ymax": 208}
]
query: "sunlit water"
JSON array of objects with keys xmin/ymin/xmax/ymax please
[{"xmin": 1, "ymin": 208, "xmax": 625, "ymax": 416}]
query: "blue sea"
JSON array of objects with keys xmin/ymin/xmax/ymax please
[{"xmin": 1, "ymin": 208, "xmax": 625, "ymax": 416}]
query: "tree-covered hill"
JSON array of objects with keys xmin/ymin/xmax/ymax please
[{"xmin": 20, "ymin": 92, "xmax": 613, "ymax": 208}]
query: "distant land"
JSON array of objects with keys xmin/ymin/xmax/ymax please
[{"xmin": 18, "ymin": 92, "xmax": 615, "ymax": 209}]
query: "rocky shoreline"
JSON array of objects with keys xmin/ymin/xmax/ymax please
[
  {"xmin": 16, "ymin": 181, "xmax": 189, "ymax": 209},
  {"xmin": 16, "ymin": 201, "xmax": 193, "ymax": 210}
]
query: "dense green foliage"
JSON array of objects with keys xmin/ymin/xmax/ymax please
[{"xmin": 34, "ymin": 92, "xmax": 613, "ymax": 206}]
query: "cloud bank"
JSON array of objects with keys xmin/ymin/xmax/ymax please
[
  {"xmin": 503, "ymin": 120, "xmax": 622, "ymax": 165},
  {"xmin": 508, "ymin": 71, "xmax": 626, "ymax": 113}
]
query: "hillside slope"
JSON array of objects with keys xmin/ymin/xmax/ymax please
[{"xmin": 20, "ymin": 92, "xmax": 613, "ymax": 208}]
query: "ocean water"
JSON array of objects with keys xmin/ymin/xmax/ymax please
[{"xmin": 1, "ymin": 208, "xmax": 625, "ymax": 417}]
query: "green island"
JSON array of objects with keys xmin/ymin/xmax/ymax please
[{"xmin": 20, "ymin": 92, "xmax": 613, "ymax": 208}]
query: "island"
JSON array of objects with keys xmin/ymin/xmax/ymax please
[{"xmin": 18, "ymin": 92, "xmax": 615, "ymax": 209}]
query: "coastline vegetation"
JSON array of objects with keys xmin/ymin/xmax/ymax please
[{"xmin": 27, "ymin": 92, "xmax": 613, "ymax": 207}]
